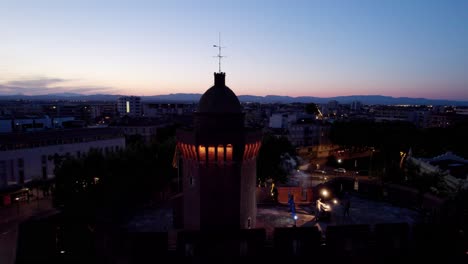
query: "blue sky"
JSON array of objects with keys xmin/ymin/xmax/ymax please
[{"xmin": 0, "ymin": 0, "xmax": 467, "ymax": 99}]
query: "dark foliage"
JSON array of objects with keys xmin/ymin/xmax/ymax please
[
  {"xmin": 257, "ymin": 133, "xmax": 296, "ymax": 183},
  {"xmin": 305, "ymin": 103, "xmax": 320, "ymax": 115},
  {"xmin": 53, "ymin": 138, "xmax": 177, "ymax": 222}
]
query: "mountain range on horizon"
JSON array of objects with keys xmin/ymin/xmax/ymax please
[{"xmin": 0, "ymin": 93, "xmax": 467, "ymax": 106}]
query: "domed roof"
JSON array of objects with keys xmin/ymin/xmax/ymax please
[{"xmin": 198, "ymin": 73, "xmax": 241, "ymax": 113}]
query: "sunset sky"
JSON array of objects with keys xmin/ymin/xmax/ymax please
[{"xmin": 0, "ymin": 0, "xmax": 467, "ymax": 100}]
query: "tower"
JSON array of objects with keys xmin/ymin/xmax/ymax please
[{"xmin": 176, "ymin": 72, "xmax": 262, "ymax": 230}]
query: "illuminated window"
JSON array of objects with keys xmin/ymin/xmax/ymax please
[
  {"xmin": 126, "ymin": 101, "xmax": 130, "ymax": 113},
  {"xmin": 191, "ymin": 145, "xmax": 196, "ymax": 159},
  {"xmin": 208, "ymin": 146, "xmax": 215, "ymax": 162},
  {"xmin": 183, "ymin": 144, "xmax": 190, "ymax": 158},
  {"xmin": 254, "ymin": 142, "xmax": 261, "ymax": 156},
  {"xmin": 244, "ymin": 144, "xmax": 251, "ymax": 160},
  {"xmin": 198, "ymin": 145, "xmax": 206, "ymax": 161},
  {"xmin": 226, "ymin": 144, "xmax": 233, "ymax": 162},
  {"xmin": 248, "ymin": 144, "xmax": 254, "ymax": 159},
  {"xmin": 217, "ymin": 145, "xmax": 224, "ymax": 164}
]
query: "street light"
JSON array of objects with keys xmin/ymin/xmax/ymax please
[
  {"xmin": 321, "ymin": 189, "xmax": 329, "ymax": 198},
  {"xmin": 337, "ymin": 159, "xmax": 342, "ymax": 164}
]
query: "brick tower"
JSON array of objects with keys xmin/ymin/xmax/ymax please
[{"xmin": 176, "ymin": 72, "xmax": 262, "ymax": 230}]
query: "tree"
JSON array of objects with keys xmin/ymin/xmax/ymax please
[
  {"xmin": 257, "ymin": 133, "xmax": 296, "ymax": 183},
  {"xmin": 305, "ymin": 103, "xmax": 320, "ymax": 116},
  {"xmin": 52, "ymin": 138, "xmax": 177, "ymax": 222}
]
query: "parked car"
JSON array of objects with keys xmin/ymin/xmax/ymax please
[
  {"xmin": 314, "ymin": 169, "xmax": 326, "ymax": 174},
  {"xmin": 333, "ymin": 168, "xmax": 346, "ymax": 173}
]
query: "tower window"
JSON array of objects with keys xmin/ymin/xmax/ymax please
[
  {"xmin": 217, "ymin": 145, "xmax": 224, "ymax": 165},
  {"xmin": 226, "ymin": 144, "xmax": 233, "ymax": 162},
  {"xmin": 191, "ymin": 145, "xmax": 197, "ymax": 160},
  {"xmin": 208, "ymin": 146, "xmax": 215, "ymax": 162},
  {"xmin": 198, "ymin": 145, "xmax": 206, "ymax": 162}
]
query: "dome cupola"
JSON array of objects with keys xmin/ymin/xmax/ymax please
[{"xmin": 198, "ymin": 72, "xmax": 241, "ymax": 114}]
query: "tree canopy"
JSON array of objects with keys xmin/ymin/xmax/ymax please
[
  {"xmin": 53, "ymin": 137, "xmax": 176, "ymax": 221},
  {"xmin": 305, "ymin": 103, "xmax": 320, "ymax": 115},
  {"xmin": 257, "ymin": 133, "xmax": 296, "ymax": 183}
]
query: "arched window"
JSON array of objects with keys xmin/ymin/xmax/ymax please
[
  {"xmin": 208, "ymin": 146, "xmax": 215, "ymax": 162},
  {"xmin": 183, "ymin": 144, "xmax": 190, "ymax": 158},
  {"xmin": 248, "ymin": 144, "xmax": 254, "ymax": 159},
  {"xmin": 198, "ymin": 145, "xmax": 206, "ymax": 162},
  {"xmin": 217, "ymin": 145, "xmax": 224, "ymax": 165},
  {"xmin": 254, "ymin": 142, "xmax": 261, "ymax": 156},
  {"xmin": 191, "ymin": 145, "xmax": 196, "ymax": 160},
  {"xmin": 244, "ymin": 144, "xmax": 251, "ymax": 160},
  {"xmin": 226, "ymin": 144, "xmax": 233, "ymax": 162}
]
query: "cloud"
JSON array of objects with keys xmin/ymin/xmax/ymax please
[
  {"xmin": 0, "ymin": 77, "xmax": 117, "ymax": 95},
  {"xmin": 5, "ymin": 78, "xmax": 68, "ymax": 88}
]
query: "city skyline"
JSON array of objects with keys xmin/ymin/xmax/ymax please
[{"xmin": 1, "ymin": 0, "xmax": 467, "ymax": 100}]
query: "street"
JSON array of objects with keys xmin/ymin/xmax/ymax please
[{"xmin": 0, "ymin": 194, "xmax": 55, "ymax": 264}]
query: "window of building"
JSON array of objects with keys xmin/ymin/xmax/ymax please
[
  {"xmin": 216, "ymin": 145, "xmax": 224, "ymax": 164},
  {"xmin": 208, "ymin": 146, "xmax": 215, "ymax": 162},
  {"xmin": 226, "ymin": 144, "xmax": 233, "ymax": 162},
  {"xmin": 198, "ymin": 145, "xmax": 206, "ymax": 162}
]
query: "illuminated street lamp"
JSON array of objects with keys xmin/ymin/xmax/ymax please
[
  {"xmin": 337, "ymin": 159, "xmax": 342, "ymax": 164},
  {"xmin": 321, "ymin": 189, "xmax": 329, "ymax": 198}
]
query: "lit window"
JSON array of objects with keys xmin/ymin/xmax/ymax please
[
  {"xmin": 191, "ymin": 145, "xmax": 197, "ymax": 159},
  {"xmin": 217, "ymin": 145, "xmax": 224, "ymax": 164},
  {"xmin": 126, "ymin": 101, "xmax": 130, "ymax": 113},
  {"xmin": 244, "ymin": 144, "xmax": 251, "ymax": 160},
  {"xmin": 208, "ymin": 146, "xmax": 215, "ymax": 162},
  {"xmin": 226, "ymin": 144, "xmax": 233, "ymax": 162},
  {"xmin": 198, "ymin": 145, "xmax": 206, "ymax": 161}
]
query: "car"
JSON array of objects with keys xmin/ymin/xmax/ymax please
[
  {"xmin": 333, "ymin": 168, "xmax": 346, "ymax": 173},
  {"xmin": 314, "ymin": 169, "xmax": 326, "ymax": 174}
]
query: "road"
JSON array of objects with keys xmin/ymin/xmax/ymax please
[{"xmin": 0, "ymin": 195, "xmax": 56, "ymax": 264}]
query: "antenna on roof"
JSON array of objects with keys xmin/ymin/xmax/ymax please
[{"xmin": 213, "ymin": 32, "xmax": 225, "ymax": 73}]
